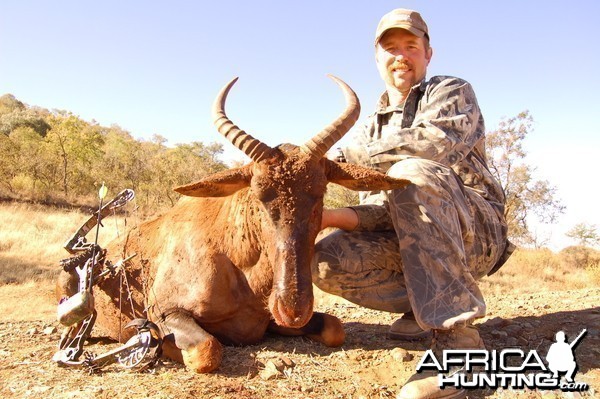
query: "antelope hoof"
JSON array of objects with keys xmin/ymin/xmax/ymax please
[
  {"xmin": 182, "ymin": 336, "xmax": 223, "ymax": 373},
  {"xmin": 308, "ymin": 313, "xmax": 345, "ymax": 347}
]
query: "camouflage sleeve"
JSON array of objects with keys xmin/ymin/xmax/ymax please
[
  {"xmin": 348, "ymin": 188, "xmax": 394, "ymax": 231},
  {"xmin": 348, "ymin": 204, "xmax": 394, "ymax": 231},
  {"xmin": 367, "ymin": 77, "xmax": 483, "ymax": 168}
]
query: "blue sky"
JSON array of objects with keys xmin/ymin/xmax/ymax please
[{"xmin": 1, "ymin": 1, "xmax": 599, "ymax": 249}]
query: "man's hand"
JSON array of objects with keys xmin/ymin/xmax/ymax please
[
  {"xmin": 321, "ymin": 208, "xmax": 359, "ymax": 231},
  {"xmin": 326, "ymin": 147, "xmax": 347, "ymax": 163}
]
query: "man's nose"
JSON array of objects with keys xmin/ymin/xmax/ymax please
[
  {"xmin": 393, "ymin": 49, "xmax": 407, "ymax": 60},
  {"xmin": 393, "ymin": 53, "xmax": 407, "ymax": 63}
]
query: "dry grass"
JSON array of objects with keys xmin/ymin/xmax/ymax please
[
  {"xmin": 479, "ymin": 247, "xmax": 594, "ymax": 296},
  {"xmin": 0, "ymin": 202, "xmax": 129, "ymax": 285},
  {"xmin": 479, "ymin": 245, "xmax": 600, "ymax": 297}
]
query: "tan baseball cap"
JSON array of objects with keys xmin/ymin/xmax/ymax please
[{"xmin": 374, "ymin": 8, "xmax": 429, "ymax": 45}]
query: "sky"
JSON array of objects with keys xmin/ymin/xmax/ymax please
[{"xmin": 1, "ymin": 1, "xmax": 599, "ymax": 250}]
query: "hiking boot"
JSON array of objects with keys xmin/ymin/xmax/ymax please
[
  {"xmin": 388, "ymin": 311, "xmax": 430, "ymax": 341},
  {"xmin": 396, "ymin": 325, "xmax": 485, "ymax": 399}
]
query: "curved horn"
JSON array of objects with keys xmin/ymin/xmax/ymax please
[
  {"xmin": 212, "ymin": 77, "xmax": 274, "ymax": 162},
  {"xmin": 300, "ymin": 75, "xmax": 361, "ymax": 160}
]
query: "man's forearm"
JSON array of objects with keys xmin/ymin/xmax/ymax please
[{"xmin": 321, "ymin": 208, "xmax": 359, "ymax": 231}]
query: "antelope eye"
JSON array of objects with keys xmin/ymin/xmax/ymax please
[{"xmin": 256, "ymin": 186, "xmax": 277, "ymax": 203}]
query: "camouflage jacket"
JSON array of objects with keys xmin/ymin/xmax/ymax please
[{"xmin": 342, "ymin": 75, "xmax": 506, "ymax": 230}]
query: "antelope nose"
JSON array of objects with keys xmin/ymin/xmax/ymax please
[{"xmin": 270, "ymin": 294, "xmax": 313, "ymax": 328}]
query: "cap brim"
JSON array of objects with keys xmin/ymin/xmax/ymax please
[{"xmin": 375, "ymin": 24, "xmax": 426, "ymax": 45}]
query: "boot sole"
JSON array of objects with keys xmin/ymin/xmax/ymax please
[{"xmin": 388, "ymin": 329, "xmax": 431, "ymax": 341}]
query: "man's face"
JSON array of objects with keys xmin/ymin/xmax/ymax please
[{"xmin": 375, "ymin": 28, "xmax": 432, "ymax": 97}]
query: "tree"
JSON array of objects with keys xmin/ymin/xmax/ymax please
[
  {"xmin": 566, "ymin": 223, "xmax": 600, "ymax": 248},
  {"xmin": 562, "ymin": 223, "xmax": 600, "ymax": 270},
  {"xmin": 486, "ymin": 111, "xmax": 565, "ymax": 246},
  {"xmin": 0, "ymin": 94, "xmax": 51, "ymax": 137},
  {"xmin": 0, "ymin": 132, "xmax": 19, "ymax": 193},
  {"xmin": 1, "ymin": 127, "xmax": 45, "ymax": 194},
  {"xmin": 0, "ymin": 94, "xmax": 227, "ymax": 210},
  {"xmin": 0, "ymin": 94, "xmax": 25, "ymax": 115},
  {"xmin": 44, "ymin": 111, "xmax": 103, "ymax": 197},
  {"xmin": 95, "ymin": 126, "xmax": 147, "ymax": 193},
  {"xmin": 141, "ymin": 140, "xmax": 226, "ymax": 209}
]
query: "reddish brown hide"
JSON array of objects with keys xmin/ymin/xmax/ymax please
[{"xmin": 57, "ymin": 76, "xmax": 411, "ymax": 373}]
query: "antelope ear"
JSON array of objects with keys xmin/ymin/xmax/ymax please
[
  {"xmin": 174, "ymin": 164, "xmax": 253, "ymax": 197},
  {"xmin": 324, "ymin": 159, "xmax": 411, "ymax": 191}
]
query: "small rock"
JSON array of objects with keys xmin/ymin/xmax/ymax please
[
  {"xmin": 43, "ymin": 326, "xmax": 57, "ymax": 335},
  {"xmin": 390, "ymin": 348, "xmax": 414, "ymax": 362},
  {"xmin": 260, "ymin": 360, "xmax": 283, "ymax": 380},
  {"xmin": 271, "ymin": 358, "xmax": 286, "ymax": 372},
  {"xmin": 280, "ymin": 355, "xmax": 295, "ymax": 368},
  {"xmin": 491, "ymin": 330, "xmax": 508, "ymax": 338},
  {"xmin": 27, "ymin": 328, "xmax": 38, "ymax": 335},
  {"xmin": 301, "ymin": 385, "xmax": 314, "ymax": 393},
  {"xmin": 486, "ymin": 317, "xmax": 504, "ymax": 327}
]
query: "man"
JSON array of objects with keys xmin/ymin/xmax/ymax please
[{"xmin": 314, "ymin": 8, "xmax": 513, "ymax": 399}]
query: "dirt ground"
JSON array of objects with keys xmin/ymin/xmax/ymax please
[{"xmin": 0, "ymin": 283, "xmax": 598, "ymax": 399}]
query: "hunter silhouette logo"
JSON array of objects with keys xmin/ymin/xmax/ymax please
[
  {"xmin": 416, "ymin": 328, "xmax": 590, "ymax": 392},
  {"xmin": 546, "ymin": 329, "xmax": 586, "ymax": 383}
]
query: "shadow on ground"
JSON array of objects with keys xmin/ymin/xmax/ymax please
[{"xmin": 0, "ymin": 254, "xmax": 58, "ymax": 284}]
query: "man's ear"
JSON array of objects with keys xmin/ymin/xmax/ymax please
[
  {"xmin": 325, "ymin": 159, "xmax": 410, "ymax": 191},
  {"xmin": 174, "ymin": 164, "xmax": 253, "ymax": 197},
  {"xmin": 426, "ymin": 46, "xmax": 433, "ymax": 65}
]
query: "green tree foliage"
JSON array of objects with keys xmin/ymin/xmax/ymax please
[
  {"xmin": 562, "ymin": 223, "xmax": 600, "ymax": 270},
  {"xmin": 486, "ymin": 111, "xmax": 565, "ymax": 246},
  {"xmin": 137, "ymin": 137, "xmax": 226, "ymax": 209},
  {"xmin": 0, "ymin": 94, "xmax": 25, "ymax": 114},
  {"xmin": 566, "ymin": 223, "xmax": 600, "ymax": 248},
  {"xmin": 45, "ymin": 112, "xmax": 99, "ymax": 196},
  {"xmin": 0, "ymin": 94, "xmax": 51, "ymax": 137},
  {"xmin": 0, "ymin": 94, "xmax": 226, "ymax": 212},
  {"xmin": 0, "ymin": 126, "xmax": 45, "ymax": 193}
]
